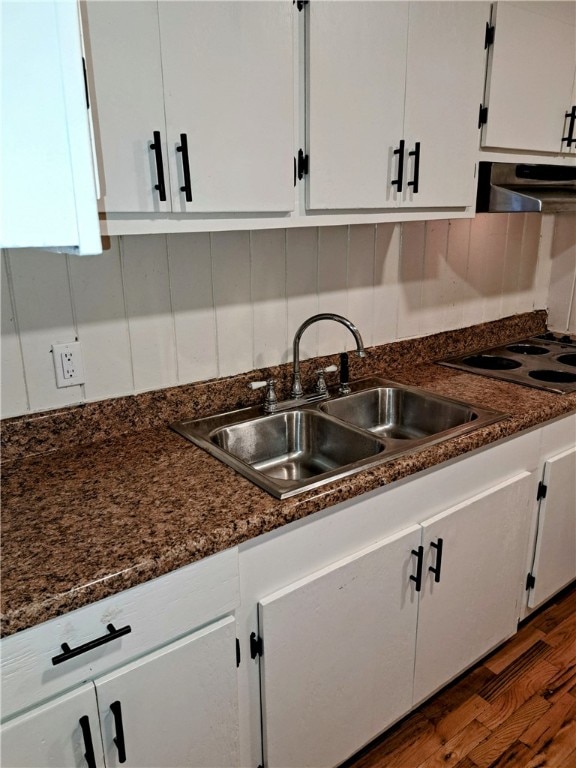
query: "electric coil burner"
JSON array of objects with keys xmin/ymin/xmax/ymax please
[{"xmin": 440, "ymin": 334, "xmax": 576, "ymax": 394}]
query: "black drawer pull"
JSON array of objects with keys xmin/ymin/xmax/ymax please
[
  {"xmin": 429, "ymin": 538, "xmax": 444, "ymax": 583},
  {"xmin": 110, "ymin": 700, "xmax": 127, "ymax": 763},
  {"xmin": 563, "ymin": 106, "xmax": 576, "ymax": 147},
  {"xmin": 408, "ymin": 141, "xmax": 421, "ymax": 194},
  {"xmin": 79, "ymin": 715, "xmax": 98, "ymax": 768},
  {"xmin": 149, "ymin": 131, "xmax": 167, "ymax": 201},
  {"xmin": 52, "ymin": 623, "xmax": 131, "ymax": 666},
  {"xmin": 410, "ymin": 545, "xmax": 424, "ymax": 592},
  {"xmin": 177, "ymin": 133, "xmax": 193, "ymax": 202},
  {"xmin": 391, "ymin": 139, "xmax": 405, "ymax": 192}
]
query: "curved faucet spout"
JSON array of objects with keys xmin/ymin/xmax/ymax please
[{"xmin": 291, "ymin": 313, "xmax": 366, "ymax": 398}]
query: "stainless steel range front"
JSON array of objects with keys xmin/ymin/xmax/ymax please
[{"xmin": 440, "ymin": 334, "xmax": 576, "ymax": 394}]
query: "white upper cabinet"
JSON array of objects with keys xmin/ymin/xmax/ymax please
[
  {"xmin": 82, "ymin": 2, "xmax": 170, "ymax": 214},
  {"xmin": 83, "ymin": 0, "xmax": 294, "ymax": 215},
  {"xmin": 482, "ymin": 2, "xmax": 576, "ymax": 154},
  {"xmin": 306, "ymin": 2, "xmax": 489, "ymax": 210},
  {"xmin": 158, "ymin": 1, "xmax": 294, "ymax": 213},
  {"xmin": 307, "ymin": 2, "xmax": 408, "ymax": 210},
  {"xmin": 402, "ymin": 2, "xmax": 489, "ymax": 208},
  {"xmin": 1, "ymin": 0, "xmax": 101, "ymax": 254}
]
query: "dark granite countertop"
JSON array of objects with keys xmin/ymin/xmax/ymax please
[{"xmin": 2, "ymin": 312, "xmax": 575, "ymax": 637}]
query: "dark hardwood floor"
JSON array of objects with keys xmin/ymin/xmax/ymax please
[{"xmin": 343, "ymin": 583, "xmax": 576, "ymax": 768}]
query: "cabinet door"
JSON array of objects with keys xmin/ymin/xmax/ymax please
[
  {"xmin": 413, "ymin": 472, "xmax": 532, "ymax": 705},
  {"xmin": 402, "ymin": 2, "xmax": 489, "ymax": 208},
  {"xmin": 83, "ymin": 1, "xmax": 171, "ymax": 213},
  {"xmin": 0, "ymin": 683, "xmax": 104, "ymax": 768},
  {"xmin": 482, "ymin": 2, "xmax": 576, "ymax": 153},
  {"xmin": 306, "ymin": 2, "xmax": 408, "ymax": 209},
  {"xmin": 1, "ymin": 0, "xmax": 100, "ymax": 254},
  {"xmin": 158, "ymin": 0, "xmax": 294, "ymax": 213},
  {"xmin": 562, "ymin": 72, "xmax": 576, "ymax": 155},
  {"xmin": 258, "ymin": 525, "xmax": 421, "ymax": 768},
  {"xmin": 95, "ymin": 615, "xmax": 239, "ymax": 768},
  {"xmin": 528, "ymin": 446, "xmax": 576, "ymax": 610}
]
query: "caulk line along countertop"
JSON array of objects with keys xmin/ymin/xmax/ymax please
[{"xmin": 2, "ymin": 311, "xmax": 575, "ymax": 637}]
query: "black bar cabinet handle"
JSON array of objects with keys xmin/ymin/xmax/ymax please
[
  {"xmin": 391, "ymin": 139, "xmax": 405, "ymax": 192},
  {"xmin": 429, "ymin": 537, "xmax": 444, "ymax": 583},
  {"xmin": 410, "ymin": 545, "xmax": 424, "ymax": 592},
  {"xmin": 52, "ymin": 623, "xmax": 131, "ymax": 666},
  {"xmin": 408, "ymin": 142, "xmax": 421, "ymax": 194},
  {"xmin": 110, "ymin": 700, "xmax": 127, "ymax": 764},
  {"xmin": 563, "ymin": 106, "xmax": 576, "ymax": 147},
  {"xmin": 177, "ymin": 133, "xmax": 193, "ymax": 202},
  {"xmin": 149, "ymin": 131, "xmax": 167, "ymax": 202},
  {"xmin": 79, "ymin": 716, "xmax": 98, "ymax": 768}
]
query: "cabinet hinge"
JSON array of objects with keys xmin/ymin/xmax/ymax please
[
  {"xmin": 537, "ymin": 481, "xmax": 548, "ymax": 501},
  {"xmin": 526, "ymin": 573, "xmax": 536, "ymax": 591},
  {"xmin": 297, "ymin": 149, "xmax": 309, "ymax": 181},
  {"xmin": 294, "ymin": 0, "xmax": 309, "ymax": 11},
  {"xmin": 478, "ymin": 105, "xmax": 488, "ymax": 128},
  {"xmin": 484, "ymin": 23, "xmax": 495, "ymax": 49},
  {"xmin": 250, "ymin": 631, "xmax": 263, "ymax": 659},
  {"xmin": 236, "ymin": 637, "xmax": 241, "ymax": 667}
]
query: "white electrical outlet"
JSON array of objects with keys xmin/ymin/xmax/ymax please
[{"xmin": 51, "ymin": 341, "xmax": 85, "ymax": 388}]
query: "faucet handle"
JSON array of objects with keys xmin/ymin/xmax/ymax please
[
  {"xmin": 339, "ymin": 352, "xmax": 351, "ymax": 395},
  {"xmin": 315, "ymin": 365, "xmax": 337, "ymax": 394},
  {"xmin": 248, "ymin": 379, "xmax": 278, "ymax": 413}
]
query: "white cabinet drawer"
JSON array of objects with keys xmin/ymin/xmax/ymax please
[{"xmin": 1, "ymin": 548, "xmax": 239, "ymax": 721}]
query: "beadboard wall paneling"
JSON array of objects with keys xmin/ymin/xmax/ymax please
[
  {"xmin": 1, "ymin": 253, "xmax": 28, "ymax": 415},
  {"xmin": 211, "ymin": 230, "xmax": 253, "ymax": 377},
  {"xmin": 6, "ymin": 249, "xmax": 80, "ymax": 413},
  {"xmin": 68, "ymin": 236, "xmax": 134, "ymax": 401},
  {"xmin": 251, "ymin": 229, "xmax": 288, "ymax": 369},
  {"xmin": 317, "ymin": 226, "xmax": 350, "ymax": 355},
  {"xmin": 1, "ymin": 214, "xmax": 569, "ymax": 419},
  {"xmin": 168, "ymin": 232, "xmax": 218, "ymax": 384},
  {"xmin": 547, "ymin": 214, "xmax": 576, "ymax": 333},
  {"xmin": 373, "ymin": 223, "xmax": 400, "ymax": 346},
  {"xmin": 285, "ymin": 228, "xmax": 320, "ymax": 362}
]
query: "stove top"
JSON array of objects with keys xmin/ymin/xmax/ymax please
[{"xmin": 440, "ymin": 335, "xmax": 576, "ymax": 394}]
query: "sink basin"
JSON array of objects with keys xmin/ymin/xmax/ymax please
[
  {"xmin": 171, "ymin": 377, "xmax": 504, "ymax": 498},
  {"xmin": 320, "ymin": 387, "xmax": 481, "ymax": 441},
  {"xmin": 212, "ymin": 410, "xmax": 385, "ymax": 483}
]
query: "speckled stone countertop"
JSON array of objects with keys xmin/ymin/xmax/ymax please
[{"xmin": 2, "ymin": 312, "xmax": 575, "ymax": 638}]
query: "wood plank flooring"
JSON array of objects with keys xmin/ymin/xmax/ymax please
[{"xmin": 343, "ymin": 583, "xmax": 576, "ymax": 768}]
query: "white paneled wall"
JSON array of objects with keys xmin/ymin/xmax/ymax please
[
  {"xmin": 547, "ymin": 215, "xmax": 576, "ymax": 333},
  {"xmin": 1, "ymin": 214, "xmax": 570, "ymax": 419}
]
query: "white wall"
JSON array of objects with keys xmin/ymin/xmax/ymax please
[
  {"xmin": 547, "ymin": 215, "xmax": 576, "ymax": 334},
  {"xmin": 0, "ymin": 213, "xmax": 564, "ymax": 419}
]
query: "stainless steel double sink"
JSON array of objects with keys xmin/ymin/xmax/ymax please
[{"xmin": 171, "ymin": 378, "xmax": 503, "ymax": 498}]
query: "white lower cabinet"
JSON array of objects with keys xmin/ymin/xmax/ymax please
[
  {"xmin": 258, "ymin": 525, "xmax": 421, "ymax": 768},
  {"xmin": 413, "ymin": 472, "xmax": 533, "ymax": 704},
  {"xmin": 252, "ymin": 472, "xmax": 533, "ymax": 767},
  {"xmin": 96, "ymin": 616, "xmax": 240, "ymax": 768},
  {"xmin": 0, "ymin": 617, "xmax": 240, "ymax": 768},
  {"xmin": 0, "ymin": 683, "xmax": 105, "ymax": 768},
  {"xmin": 2, "ymin": 417, "xmax": 574, "ymax": 768},
  {"xmin": 528, "ymin": 444, "xmax": 576, "ymax": 611}
]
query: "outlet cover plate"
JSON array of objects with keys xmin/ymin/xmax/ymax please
[{"xmin": 51, "ymin": 341, "xmax": 85, "ymax": 388}]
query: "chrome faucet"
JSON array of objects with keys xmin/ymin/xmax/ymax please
[{"xmin": 291, "ymin": 313, "xmax": 366, "ymax": 398}]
